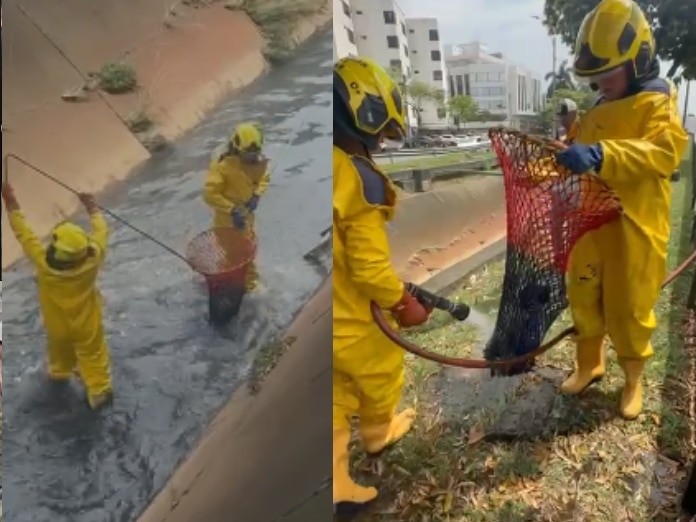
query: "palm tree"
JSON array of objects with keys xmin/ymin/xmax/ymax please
[{"xmin": 545, "ymin": 60, "xmax": 575, "ymax": 98}]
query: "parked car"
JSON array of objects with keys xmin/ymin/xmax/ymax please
[
  {"xmin": 438, "ymin": 134, "xmax": 458, "ymax": 146},
  {"xmin": 415, "ymin": 136, "xmax": 437, "ymax": 148}
]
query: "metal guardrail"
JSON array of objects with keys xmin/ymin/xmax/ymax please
[
  {"xmin": 388, "ymin": 157, "xmax": 498, "ymax": 192},
  {"xmin": 373, "ymin": 141, "xmax": 492, "ymax": 162}
]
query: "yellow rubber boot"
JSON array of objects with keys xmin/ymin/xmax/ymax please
[
  {"xmin": 333, "ymin": 428, "xmax": 378, "ymax": 511},
  {"xmin": 617, "ymin": 358, "xmax": 645, "ymax": 420},
  {"xmin": 87, "ymin": 389, "xmax": 114, "ymax": 411},
  {"xmin": 359, "ymin": 408, "xmax": 416, "ymax": 455},
  {"xmin": 560, "ymin": 337, "xmax": 606, "ymax": 395}
]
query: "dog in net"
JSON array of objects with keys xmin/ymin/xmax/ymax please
[
  {"xmin": 186, "ymin": 228, "xmax": 257, "ymax": 327},
  {"xmin": 485, "ymin": 129, "xmax": 623, "ymax": 375}
]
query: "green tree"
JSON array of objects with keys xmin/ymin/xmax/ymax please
[
  {"xmin": 403, "ymin": 80, "xmax": 435, "ymax": 129},
  {"xmin": 545, "ymin": 59, "xmax": 575, "ymax": 97},
  {"xmin": 448, "ymin": 95, "xmax": 479, "ymax": 130},
  {"xmin": 534, "ymin": 88, "xmax": 598, "ymax": 134},
  {"xmin": 543, "ymin": 0, "xmax": 696, "ymax": 79}
]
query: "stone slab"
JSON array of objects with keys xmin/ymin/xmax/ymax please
[{"xmin": 437, "ymin": 365, "xmax": 569, "ymax": 441}]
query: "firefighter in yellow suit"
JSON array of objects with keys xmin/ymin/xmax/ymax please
[
  {"xmin": 557, "ymin": 98, "xmax": 580, "ymax": 145},
  {"xmin": 203, "ymin": 122, "xmax": 270, "ymax": 291},
  {"xmin": 333, "ymin": 56, "xmax": 431, "ymax": 514},
  {"xmin": 2, "ymin": 183, "xmax": 113, "ymax": 410},
  {"xmin": 555, "ymin": 0, "xmax": 688, "ymax": 420}
]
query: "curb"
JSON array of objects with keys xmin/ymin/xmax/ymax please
[{"xmin": 418, "ymin": 237, "xmax": 507, "ymax": 297}]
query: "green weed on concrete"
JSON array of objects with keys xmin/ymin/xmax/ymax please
[{"xmin": 230, "ymin": 0, "xmax": 327, "ymax": 63}]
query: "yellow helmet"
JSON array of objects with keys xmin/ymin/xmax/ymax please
[
  {"xmin": 51, "ymin": 221, "xmax": 90, "ymax": 262},
  {"xmin": 334, "ymin": 56, "xmax": 406, "ymax": 151},
  {"xmin": 230, "ymin": 122, "xmax": 263, "ymax": 152},
  {"xmin": 573, "ymin": 0, "xmax": 655, "ymax": 80}
]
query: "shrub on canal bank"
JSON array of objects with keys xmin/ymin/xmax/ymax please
[{"xmin": 230, "ymin": 0, "xmax": 329, "ymax": 64}]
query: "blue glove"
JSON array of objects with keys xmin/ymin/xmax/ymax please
[
  {"xmin": 556, "ymin": 143, "xmax": 603, "ymax": 174},
  {"xmin": 231, "ymin": 208, "xmax": 246, "ymax": 229},
  {"xmin": 246, "ymin": 195, "xmax": 260, "ymax": 212}
]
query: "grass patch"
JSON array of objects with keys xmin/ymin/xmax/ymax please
[
  {"xmin": 93, "ymin": 62, "xmax": 138, "ymax": 94},
  {"xmin": 247, "ymin": 335, "xmax": 297, "ymax": 394},
  {"xmin": 380, "ymin": 151, "xmax": 495, "ymax": 174},
  {"xmin": 232, "ymin": 0, "xmax": 327, "ymax": 63},
  {"xmin": 347, "ymin": 177, "xmax": 695, "ymax": 521},
  {"xmin": 126, "ymin": 109, "xmax": 153, "ymax": 133}
]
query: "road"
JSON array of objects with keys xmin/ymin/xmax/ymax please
[{"xmin": 2, "ymin": 30, "xmax": 332, "ymax": 522}]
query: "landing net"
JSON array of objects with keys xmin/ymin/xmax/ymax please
[
  {"xmin": 485, "ymin": 128, "xmax": 622, "ymax": 373},
  {"xmin": 186, "ymin": 227, "xmax": 257, "ymax": 326}
]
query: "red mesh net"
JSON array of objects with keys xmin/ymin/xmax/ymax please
[
  {"xmin": 484, "ymin": 128, "xmax": 622, "ymax": 373},
  {"xmin": 186, "ymin": 227, "xmax": 257, "ymax": 325}
]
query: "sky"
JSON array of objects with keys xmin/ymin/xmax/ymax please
[{"xmin": 398, "ymin": 0, "xmax": 695, "ymax": 119}]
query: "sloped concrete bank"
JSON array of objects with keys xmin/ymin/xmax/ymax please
[
  {"xmin": 137, "ymin": 275, "xmax": 332, "ymax": 522},
  {"xmin": 1, "ymin": 0, "xmax": 331, "ymax": 267}
]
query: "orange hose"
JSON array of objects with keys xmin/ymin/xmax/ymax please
[{"xmin": 371, "ymin": 249, "xmax": 696, "ymax": 370}]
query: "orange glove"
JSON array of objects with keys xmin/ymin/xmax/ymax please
[
  {"xmin": 2, "ymin": 182, "xmax": 20, "ymax": 211},
  {"xmin": 390, "ymin": 288, "xmax": 431, "ymax": 328},
  {"xmin": 78, "ymin": 193, "xmax": 99, "ymax": 214}
]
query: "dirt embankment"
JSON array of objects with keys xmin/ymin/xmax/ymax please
[{"xmin": 1, "ymin": 0, "xmax": 331, "ymax": 268}]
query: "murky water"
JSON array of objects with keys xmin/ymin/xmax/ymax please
[{"xmin": 2, "ymin": 32, "xmax": 332, "ymax": 522}]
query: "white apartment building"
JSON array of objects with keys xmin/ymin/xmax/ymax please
[
  {"xmin": 350, "ymin": 0, "xmax": 418, "ymax": 135},
  {"xmin": 446, "ymin": 42, "xmax": 543, "ymax": 130},
  {"xmin": 405, "ymin": 18, "xmax": 449, "ymax": 130},
  {"xmin": 333, "ymin": 0, "xmax": 358, "ymax": 61}
]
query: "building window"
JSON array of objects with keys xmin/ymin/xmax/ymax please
[
  {"xmin": 433, "ymin": 70, "xmax": 443, "ymax": 81},
  {"xmin": 455, "ymin": 75, "xmax": 463, "ymax": 96},
  {"xmin": 437, "ymin": 108, "xmax": 447, "ymax": 119},
  {"xmin": 383, "ymin": 10, "xmax": 396, "ymax": 24},
  {"xmin": 390, "ymin": 59, "xmax": 402, "ymax": 70},
  {"xmin": 464, "ymin": 74, "xmax": 471, "ymax": 95},
  {"xmin": 409, "ymin": 28, "xmax": 415, "ymax": 33},
  {"xmin": 401, "ymin": 22, "xmax": 406, "ymax": 36},
  {"xmin": 475, "ymin": 72, "xmax": 487, "ymax": 82},
  {"xmin": 431, "ymin": 50, "xmax": 441, "ymax": 61},
  {"xmin": 448, "ymin": 76, "xmax": 455, "ymax": 97},
  {"xmin": 403, "ymin": 44, "xmax": 409, "ymax": 56},
  {"xmin": 386, "ymin": 35, "xmax": 399, "ymax": 48},
  {"xmin": 429, "ymin": 29, "xmax": 439, "ymax": 41},
  {"xmin": 360, "ymin": 35, "xmax": 367, "ymax": 40},
  {"xmin": 414, "ymin": 70, "xmax": 420, "ymax": 75},
  {"xmin": 355, "ymin": 10, "xmax": 363, "ymax": 14},
  {"xmin": 346, "ymin": 28, "xmax": 355, "ymax": 44},
  {"xmin": 341, "ymin": 0, "xmax": 350, "ymax": 16}
]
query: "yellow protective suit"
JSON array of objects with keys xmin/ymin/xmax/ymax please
[
  {"xmin": 8, "ymin": 210, "xmax": 112, "ymax": 403},
  {"xmin": 563, "ymin": 78, "xmax": 688, "ymax": 418},
  {"xmin": 203, "ymin": 154, "xmax": 270, "ymax": 291},
  {"xmin": 333, "ymin": 145, "xmax": 415, "ymax": 507}
]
